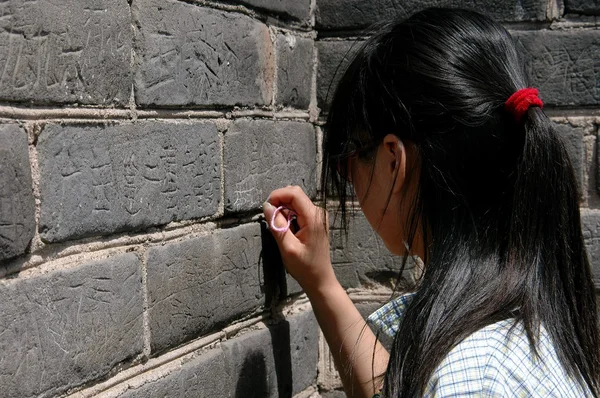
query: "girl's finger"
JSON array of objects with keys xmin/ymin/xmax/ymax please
[
  {"xmin": 266, "ymin": 186, "xmax": 313, "ymax": 228},
  {"xmin": 263, "ymin": 201, "xmax": 301, "ymax": 254}
]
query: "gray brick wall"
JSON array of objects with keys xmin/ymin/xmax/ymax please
[{"xmin": 1, "ymin": 1, "xmax": 598, "ymax": 397}]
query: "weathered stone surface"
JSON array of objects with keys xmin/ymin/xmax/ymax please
[
  {"xmin": 115, "ymin": 311, "xmax": 319, "ymax": 397},
  {"xmin": 556, "ymin": 123, "xmax": 584, "ymax": 195},
  {"xmin": 224, "ymin": 120, "xmax": 317, "ymax": 213},
  {"xmin": 0, "ymin": 254, "xmax": 143, "ymax": 398},
  {"xmin": 316, "ymin": 0, "xmax": 549, "ymax": 31},
  {"xmin": 37, "ymin": 122, "xmax": 220, "ymax": 243},
  {"xmin": 318, "ymin": 30, "xmax": 600, "ymax": 110},
  {"xmin": 0, "ymin": 125, "xmax": 35, "ymax": 260},
  {"xmin": 566, "ymin": 0, "xmax": 600, "ymax": 15},
  {"xmin": 582, "ymin": 210, "xmax": 600, "ymax": 287},
  {"xmin": 0, "ymin": 0, "xmax": 131, "ymax": 105},
  {"xmin": 514, "ymin": 30, "xmax": 600, "ymax": 107},
  {"xmin": 133, "ymin": 0, "xmax": 274, "ymax": 107},
  {"xmin": 237, "ymin": 0, "xmax": 312, "ymax": 21},
  {"xmin": 222, "ymin": 310, "xmax": 319, "ymax": 397},
  {"xmin": 330, "ymin": 211, "xmax": 415, "ymax": 289},
  {"xmin": 316, "ymin": 40, "xmax": 361, "ymax": 111},
  {"xmin": 276, "ymin": 34, "xmax": 314, "ymax": 109},
  {"xmin": 146, "ymin": 223, "xmax": 264, "ymax": 354}
]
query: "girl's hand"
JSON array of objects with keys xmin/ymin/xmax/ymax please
[{"xmin": 263, "ymin": 186, "xmax": 338, "ymax": 295}]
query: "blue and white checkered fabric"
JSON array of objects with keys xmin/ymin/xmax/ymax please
[{"xmin": 367, "ymin": 293, "xmax": 592, "ymax": 397}]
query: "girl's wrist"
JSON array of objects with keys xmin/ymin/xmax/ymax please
[{"xmin": 303, "ymin": 271, "xmax": 344, "ymax": 301}]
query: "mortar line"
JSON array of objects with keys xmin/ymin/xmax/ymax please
[
  {"xmin": 308, "ymin": 0, "xmax": 317, "ymax": 29},
  {"xmin": 270, "ymin": 25, "xmax": 279, "ymax": 109},
  {"xmin": 309, "ymin": 31, "xmax": 320, "ymax": 123},
  {"xmin": 218, "ymin": 123, "xmax": 226, "ymax": 217},
  {"xmin": 25, "ymin": 123, "xmax": 43, "ymax": 253},
  {"xmin": 3, "ymin": 199, "xmax": 358, "ymax": 280},
  {"xmin": 138, "ymin": 246, "xmax": 152, "ymax": 360},
  {"xmin": 0, "ymin": 106, "xmax": 312, "ymax": 121}
]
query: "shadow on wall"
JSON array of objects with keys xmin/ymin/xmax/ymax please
[
  {"xmin": 234, "ymin": 221, "xmax": 294, "ymax": 397},
  {"xmin": 235, "ymin": 352, "xmax": 269, "ymax": 397}
]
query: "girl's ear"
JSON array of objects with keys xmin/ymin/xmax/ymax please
[{"xmin": 382, "ymin": 134, "xmax": 407, "ymax": 195}]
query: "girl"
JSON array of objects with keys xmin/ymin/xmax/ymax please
[{"xmin": 263, "ymin": 8, "xmax": 600, "ymax": 398}]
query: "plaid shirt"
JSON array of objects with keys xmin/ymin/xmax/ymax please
[{"xmin": 367, "ymin": 293, "xmax": 591, "ymax": 397}]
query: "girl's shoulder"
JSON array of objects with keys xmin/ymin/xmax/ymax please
[{"xmin": 424, "ymin": 319, "xmax": 591, "ymax": 397}]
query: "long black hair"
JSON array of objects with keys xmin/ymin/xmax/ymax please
[{"xmin": 321, "ymin": 8, "xmax": 600, "ymax": 397}]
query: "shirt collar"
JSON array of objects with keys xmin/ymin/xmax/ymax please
[{"xmin": 366, "ymin": 292, "xmax": 416, "ymax": 338}]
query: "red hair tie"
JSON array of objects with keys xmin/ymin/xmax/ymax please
[{"xmin": 505, "ymin": 88, "xmax": 543, "ymax": 122}]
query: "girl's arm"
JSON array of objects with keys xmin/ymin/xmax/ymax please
[
  {"xmin": 308, "ymin": 280, "xmax": 389, "ymax": 398},
  {"xmin": 263, "ymin": 186, "xmax": 389, "ymax": 398}
]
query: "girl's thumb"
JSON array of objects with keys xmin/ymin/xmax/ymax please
[{"xmin": 262, "ymin": 201, "xmax": 276, "ymax": 221}]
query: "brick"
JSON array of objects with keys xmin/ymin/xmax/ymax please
[
  {"xmin": 222, "ymin": 310, "xmax": 319, "ymax": 396},
  {"xmin": 0, "ymin": 0, "xmax": 131, "ymax": 105},
  {"xmin": 318, "ymin": 30, "xmax": 600, "ymax": 111},
  {"xmin": 582, "ymin": 210, "xmax": 600, "ymax": 287},
  {"xmin": 37, "ymin": 122, "xmax": 220, "ymax": 243},
  {"xmin": 316, "ymin": 40, "xmax": 361, "ymax": 112},
  {"xmin": 133, "ymin": 0, "xmax": 274, "ymax": 107},
  {"xmin": 514, "ymin": 30, "xmax": 600, "ymax": 107},
  {"xmin": 146, "ymin": 223, "xmax": 264, "ymax": 354},
  {"xmin": 556, "ymin": 124, "xmax": 584, "ymax": 196},
  {"xmin": 276, "ymin": 34, "xmax": 314, "ymax": 109},
  {"xmin": 315, "ymin": 0, "xmax": 549, "ymax": 31},
  {"xmin": 0, "ymin": 125, "xmax": 35, "ymax": 260},
  {"xmin": 237, "ymin": 0, "xmax": 312, "ymax": 21},
  {"xmin": 330, "ymin": 211, "xmax": 416, "ymax": 289},
  {"xmin": 566, "ymin": 0, "xmax": 600, "ymax": 15},
  {"xmin": 115, "ymin": 311, "xmax": 319, "ymax": 397},
  {"xmin": 224, "ymin": 120, "xmax": 317, "ymax": 213},
  {"xmin": 0, "ymin": 254, "xmax": 143, "ymax": 398}
]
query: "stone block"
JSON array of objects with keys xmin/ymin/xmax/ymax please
[
  {"xmin": 37, "ymin": 122, "xmax": 220, "ymax": 243},
  {"xmin": 276, "ymin": 34, "xmax": 314, "ymax": 109},
  {"xmin": 556, "ymin": 123, "xmax": 585, "ymax": 195},
  {"xmin": 0, "ymin": 254, "xmax": 143, "ymax": 398},
  {"xmin": 0, "ymin": 124, "xmax": 35, "ymax": 260},
  {"xmin": 566, "ymin": 0, "xmax": 600, "ymax": 15},
  {"xmin": 317, "ymin": 30, "xmax": 600, "ymax": 111},
  {"xmin": 133, "ymin": 0, "xmax": 274, "ymax": 107},
  {"xmin": 0, "ymin": 0, "xmax": 131, "ymax": 105},
  {"xmin": 146, "ymin": 223, "xmax": 264, "ymax": 354},
  {"xmin": 330, "ymin": 211, "xmax": 416, "ymax": 289},
  {"xmin": 224, "ymin": 120, "xmax": 317, "ymax": 213},
  {"xmin": 316, "ymin": 40, "xmax": 361, "ymax": 112},
  {"xmin": 582, "ymin": 210, "xmax": 600, "ymax": 287},
  {"xmin": 222, "ymin": 310, "xmax": 319, "ymax": 397},
  {"xmin": 316, "ymin": 0, "xmax": 549, "ymax": 31},
  {"xmin": 514, "ymin": 29, "xmax": 600, "ymax": 107},
  {"xmin": 115, "ymin": 311, "xmax": 319, "ymax": 397},
  {"xmin": 237, "ymin": 0, "xmax": 312, "ymax": 21}
]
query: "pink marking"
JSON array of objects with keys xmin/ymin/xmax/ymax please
[{"xmin": 270, "ymin": 206, "xmax": 297, "ymax": 233}]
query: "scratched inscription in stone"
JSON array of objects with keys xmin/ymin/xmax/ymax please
[
  {"xmin": 0, "ymin": 124, "xmax": 35, "ymax": 260},
  {"xmin": 146, "ymin": 223, "xmax": 263, "ymax": 354},
  {"xmin": 224, "ymin": 120, "xmax": 317, "ymax": 213},
  {"xmin": 515, "ymin": 30, "xmax": 600, "ymax": 106},
  {"xmin": 330, "ymin": 212, "xmax": 414, "ymax": 289},
  {"xmin": 37, "ymin": 122, "xmax": 220, "ymax": 243},
  {"xmin": 316, "ymin": 0, "xmax": 547, "ymax": 30},
  {"xmin": 0, "ymin": 254, "xmax": 143, "ymax": 398},
  {"xmin": 133, "ymin": 0, "xmax": 273, "ymax": 107},
  {"xmin": 0, "ymin": 0, "xmax": 131, "ymax": 105}
]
